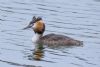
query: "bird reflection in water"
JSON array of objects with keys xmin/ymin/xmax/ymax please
[{"xmin": 32, "ymin": 43, "xmax": 44, "ymax": 60}]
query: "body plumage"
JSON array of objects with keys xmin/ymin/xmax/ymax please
[{"xmin": 24, "ymin": 16, "xmax": 83, "ymax": 46}]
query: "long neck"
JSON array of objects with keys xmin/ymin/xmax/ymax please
[{"xmin": 32, "ymin": 33, "xmax": 43, "ymax": 43}]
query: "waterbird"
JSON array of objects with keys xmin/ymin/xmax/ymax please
[{"xmin": 23, "ymin": 16, "xmax": 83, "ymax": 46}]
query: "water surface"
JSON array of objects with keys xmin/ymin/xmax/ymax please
[{"xmin": 0, "ymin": 0, "xmax": 100, "ymax": 67}]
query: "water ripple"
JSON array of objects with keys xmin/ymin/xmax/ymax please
[
  {"xmin": 0, "ymin": 0, "xmax": 100, "ymax": 67},
  {"xmin": 0, "ymin": 59, "xmax": 39, "ymax": 67}
]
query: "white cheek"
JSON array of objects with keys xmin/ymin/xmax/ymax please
[{"xmin": 32, "ymin": 23, "xmax": 36, "ymax": 28}]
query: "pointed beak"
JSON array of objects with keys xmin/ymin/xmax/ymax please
[
  {"xmin": 23, "ymin": 22, "xmax": 33, "ymax": 30},
  {"xmin": 23, "ymin": 16, "xmax": 36, "ymax": 30},
  {"xmin": 23, "ymin": 25, "xmax": 32, "ymax": 30}
]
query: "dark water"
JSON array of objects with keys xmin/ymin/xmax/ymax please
[{"xmin": 0, "ymin": 0, "xmax": 100, "ymax": 67}]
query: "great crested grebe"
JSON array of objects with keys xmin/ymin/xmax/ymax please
[{"xmin": 24, "ymin": 16, "xmax": 83, "ymax": 46}]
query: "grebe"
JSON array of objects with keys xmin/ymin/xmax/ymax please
[{"xmin": 24, "ymin": 16, "xmax": 83, "ymax": 46}]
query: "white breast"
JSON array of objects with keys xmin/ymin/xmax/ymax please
[{"xmin": 32, "ymin": 33, "xmax": 42, "ymax": 43}]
